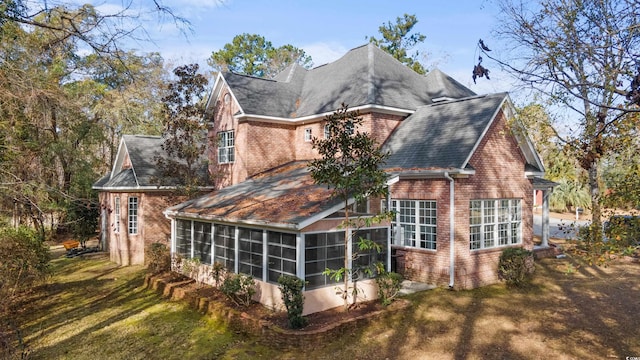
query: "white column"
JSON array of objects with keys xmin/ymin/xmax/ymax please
[{"xmin": 542, "ymin": 189, "xmax": 550, "ymax": 247}]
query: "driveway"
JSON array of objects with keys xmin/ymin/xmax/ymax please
[{"xmin": 533, "ymin": 214, "xmax": 591, "ymax": 239}]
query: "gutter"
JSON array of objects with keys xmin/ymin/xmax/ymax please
[{"xmin": 444, "ymin": 172, "xmax": 455, "ymax": 288}]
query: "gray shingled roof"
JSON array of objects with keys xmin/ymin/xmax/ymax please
[
  {"xmin": 382, "ymin": 93, "xmax": 508, "ymax": 170},
  {"xmin": 123, "ymin": 135, "xmax": 166, "ymax": 187},
  {"xmin": 222, "ymin": 44, "xmax": 476, "ymax": 119},
  {"xmin": 93, "ymin": 135, "xmax": 209, "ymax": 189}
]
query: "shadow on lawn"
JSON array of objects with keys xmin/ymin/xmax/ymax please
[
  {"xmin": 20, "ymin": 256, "xmax": 162, "ymax": 358},
  {"xmin": 289, "ymin": 256, "xmax": 639, "ymax": 360}
]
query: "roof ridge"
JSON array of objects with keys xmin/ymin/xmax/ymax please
[{"xmin": 226, "ymin": 71, "xmax": 278, "ymax": 83}]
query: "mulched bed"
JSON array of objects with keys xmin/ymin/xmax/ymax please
[{"xmin": 145, "ymin": 271, "xmax": 407, "ymax": 339}]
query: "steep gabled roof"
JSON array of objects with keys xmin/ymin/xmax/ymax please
[
  {"xmin": 211, "ymin": 43, "xmax": 476, "ymax": 120},
  {"xmin": 93, "ymin": 135, "xmax": 210, "ymax": 191},
  {"xmin": 382, "ymin": 93, "xmax": 508, "ymax": 170},
  {"xmin": 165, "ymin": 162, "xmax": 343, "ymax": 230}
]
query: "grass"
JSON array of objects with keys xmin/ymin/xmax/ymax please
[
  {"xmin": 16, "ymin": 252, "xmax": 640, "ymax": 359},
  {"xmin": 18, "ymin": 255, "xmax": 276, "ymax": 360}
]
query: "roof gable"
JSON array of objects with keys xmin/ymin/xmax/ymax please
[
  {"xmin": 383, "ymin": 93, "xmax": 507, "ymax": 170},
  {"xmin": 93, "ymin": 135, "xmax": 210, "ymax": 190}
]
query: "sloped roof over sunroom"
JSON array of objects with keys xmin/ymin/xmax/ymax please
[{"xmin": 164, "ymin": 162, "xmax": 347, "ymax": 230}]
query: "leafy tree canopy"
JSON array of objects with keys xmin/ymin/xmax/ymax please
[
  {"xmin": 208, "ymin": 33, "xmax": 313, "ymax": 78},
  {"xmin": 368, "ymin": 14, "xmax": 427, "ymax": 75},
  {"xmin": 155, "ymin": 63, "xmax": 210, "ymax": 196}
]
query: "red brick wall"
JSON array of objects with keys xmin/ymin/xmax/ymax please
[
  {"xmin": 392, "ymin": 110, "xmax": 534, "ymax": 289},
  {"xmin": 210, "ymin": 84, "xmax": 404, "ymax": 186},
  {"xmin": 99, "ymin": 191, "xmax": 178, "ymax": 266}
]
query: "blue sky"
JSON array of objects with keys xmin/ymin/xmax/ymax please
[
  {"xmin": 139, "ymin": 0, "xmax": 513, "ymax": 95},
  {"xmin": 55, "ymin": 0, "xmax": 517, "ymax": 96}
]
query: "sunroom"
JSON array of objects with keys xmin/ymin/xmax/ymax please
[{"xmin": 164, "ymin": 162, "xmax": 391, "ymax": 314}]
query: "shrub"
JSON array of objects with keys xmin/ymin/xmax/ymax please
[
  {"xmin": 604, "ymin": 215, "xmax": 640, "ymax": 248},
  {"xmin": 146, "ymin": 242, "xmax": 171, "ymax": 274},
  {"xmin": 498, "ymin": 247, "xmax": 535, "ymax": 287},
  {"xmin": 375, "ymin": 271, "xmax": 403, "ymax": 306},
  {"xmin": 277, "ymin": 275, "xmax": 307, "ymax": 329},
  {"xmin": 181, "ymin": 257, "xmax": 201, "ymax": 282},
  {"xmin": 220, "ymin": 273, "xmax": 256, "ymax": 307},
  {"xmin": 0, "ymin": 226, "xmax": 50, "ymax": 359},
  {"xmin": 209, "ymin": 262, "xmax": 226, "ymax": 288}
]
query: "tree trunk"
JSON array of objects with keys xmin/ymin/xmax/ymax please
[
  {"xmin": 588, "ymin": 161, "xmax": 603, "ymax": 241},
  {"xmin": 343, "ymin": 199, "xmax": 350, "ymax": 310}
]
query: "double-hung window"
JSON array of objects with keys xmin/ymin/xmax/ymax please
[
  {"xmin": 470, "ymin": 199, "xmax": 522, "ymax": 250},
  {"xmin": 218, "ymin": 130, "xmax": 235, "ymax": 164},
  {"xmin": 128, "ymin": 197, "xmax": 138, "ymax": 235},
  {"xmin": 114, "ymin": 197, "xmax": 120, "ymax": 233},
  {"xmin": 391, "ymin": 200, "xmax": 437, "ymax": 250},
  {"xmin": 304, "ymin": 128, "xmax": 313, "ymax": 142}
]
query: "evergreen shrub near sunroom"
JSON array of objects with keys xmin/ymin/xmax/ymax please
[
  {"xmin": 277, "ymin": 274, "xmax": 308, "ymax": 329},
  {"xmin": 221, "ymin": 273, "xmax": 256, "ymax": 307},
  {"xmin": 497, "ymin": 247, "xmax": 535, "ymax": 287},
  {"xmin": 375, "ymin": 270, "xmax": 403, "ymax": 306}
]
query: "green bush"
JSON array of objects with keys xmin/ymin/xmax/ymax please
[
  {"xmin": 604, "ymin": 216, "xmax": 640, "ymax": 248},
  {"xmin": 0, "ymin": 226, "xmax": 50, "ymax": 359},
  {"xmin": 146, "ymin": 242, "xmax": 171, "ymax": 274},
  {"xmin": 498, "ymin": 247, "xmax": 535, "ymax": 287},
  {"xmin": 375, "ymin": 271, "xmax": 403, "ymax": 306},
  {"xmin": 220, "ymin": 273, "xmax": 256, "ymax": 307},
  {"xmin": 277, "ymin": 275, "xmax": 307, "ymax": 329},
  {"xmin": 209, "ymin": 262, "xmax": 227, "ymax": 288}
]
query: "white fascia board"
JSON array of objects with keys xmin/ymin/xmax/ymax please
[
  {"xmin": 110, "ymin": 138, "xmax": 127, "ymax": 180},
  {"xmin": 164, "ymin": 210, "xmax": 300, "ymax": 231},
  {"xmin": 235, "ymin": 104, "xmax": 414, "ymax": 125},
  {"xmin": 296, "ymin": 201, "xmax": 348, "ymax": 230},
  {"xmin": 525, "ymin": 171, "xmax": 546, "ymax": 178},
  {"xmin": 207, "ymin": 74, "xmax": 246, "ymax": 118},
  {"xmin": 397, "ymin": 168, "xmax": 476, "ymax": 179},
  {"xmin": 95, "ymin": 186, "xmax": 216, "ymax": 192}
]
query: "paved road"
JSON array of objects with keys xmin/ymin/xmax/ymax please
[{"xmin": 533, "ymin": 214, "xmax": 591, "ymax": 239}]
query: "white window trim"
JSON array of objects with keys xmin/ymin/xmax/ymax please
[
  {"xmin": 323, "ymin": 124, "xmax": 331, "ymax": 139},
  {"xmin": 114, "ymin": 197, "xmax": 120, "ymax": 233},
  {"xmin": 391, "ymin": 199, "xmax": 437, "ymax": 250},
  {"xmin": 128, "ymin": 196, "xmax": 138, "ymax": 235},
  {"xmin": 217, "ymin": 130, "xmax": 235, "ymax": 164},
  {"xmin": 304, "ymin": 127, "xmax": 313, "ymax": 142},
  {"xmin": 470, "ymin": 198, "xmax": 522, "ymax": 251}
]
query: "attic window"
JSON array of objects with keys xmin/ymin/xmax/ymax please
[
  {"xmin": 304, "ymin": 128, "xmax": 312, "ymax": 142},
  {"xmin": 223, "ymin": 93, "xmax": 230, "ymax": 104}
]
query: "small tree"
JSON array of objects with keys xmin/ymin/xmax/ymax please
[
  {"xmin": 277, "ymin": 275, "xmax": 307, "ymax": 329},
  {"xmin": 308, "ymin": 103, "xmax": 390, "ymax": 309}
]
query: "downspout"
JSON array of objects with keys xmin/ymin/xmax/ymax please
[{"xmin": 444, "ymin": 172, "xmax": 455, "ymax": 288}]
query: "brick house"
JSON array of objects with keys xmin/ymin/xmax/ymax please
[
  {"xmin": 158, "ymin": 44, "xmax": 549, "ymax": 314},
  {"xmin": 93, "ymin": 135, "xmax": 212, "ymax": 265},
  {"xmin": 95, "ymin": 44, "xmax": 551, "ymax": 314}
]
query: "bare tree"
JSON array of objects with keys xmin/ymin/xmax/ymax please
[{"xmin": 480, "ymin": 0, "xmax": 640, "ymax": 239}]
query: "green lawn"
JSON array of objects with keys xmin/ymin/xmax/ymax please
[
  {"xmin": 18, "ymin": 252, "xmax": 640, "ymax": 359},
  {"xmin": 19, "ymin": 256, "xmax": 276, "ymax": 360}
]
